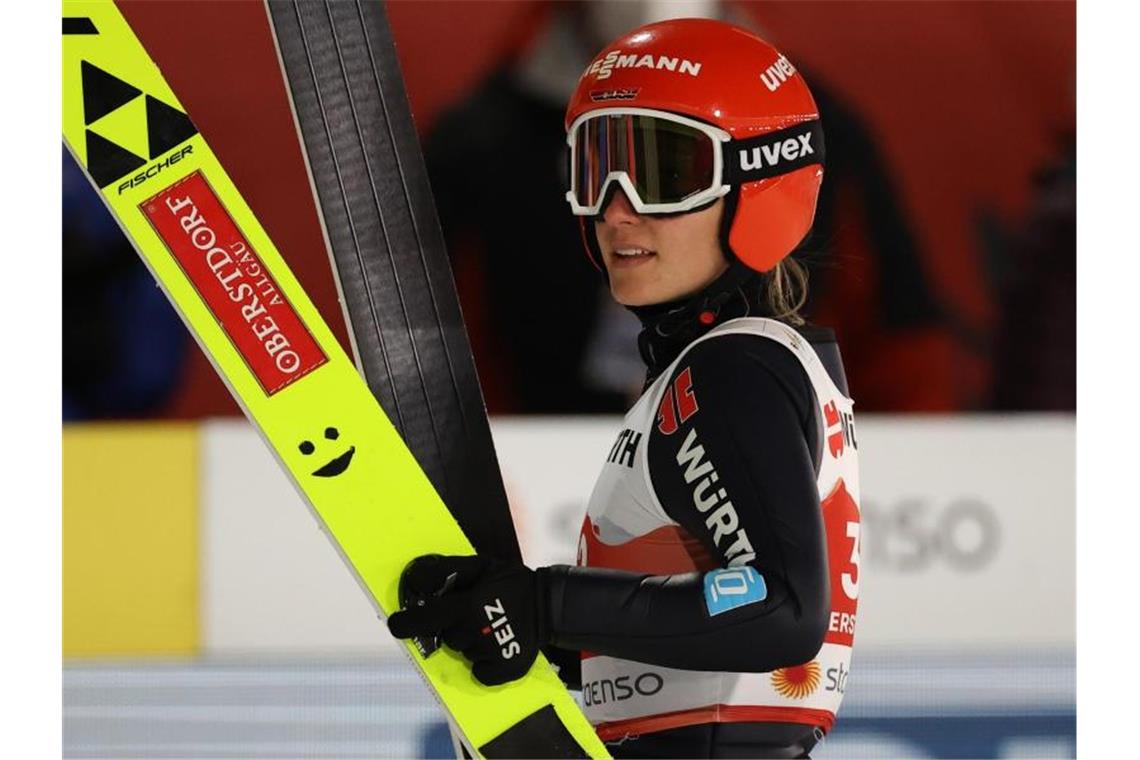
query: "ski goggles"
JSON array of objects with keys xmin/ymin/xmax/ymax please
[
  {"xmin": 565, "ymin": 107, "xmax": 825, "ymax": 216},
  {"xmin": 565, "ymin": 108, "xmax": 731, "ymax": 216}
]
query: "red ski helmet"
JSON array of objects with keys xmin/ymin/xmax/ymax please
[{"xmin": 565, "ymin": 18, "xmax": 823, "ymax": 274}]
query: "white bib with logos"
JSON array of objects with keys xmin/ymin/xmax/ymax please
[{"xmin": 577, "ymin": 318, "xmax": 861, "ymax": 741}]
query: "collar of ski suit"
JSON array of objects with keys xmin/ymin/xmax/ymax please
[{"xmin": 627, "ymin": 259, "xmax": 769, "ymax": 384}]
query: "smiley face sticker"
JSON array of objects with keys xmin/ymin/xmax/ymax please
[{"xmin": 300, "ymin": 426, "xmax": 356, "ymax": 478}]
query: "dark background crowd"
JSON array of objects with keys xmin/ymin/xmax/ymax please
[{"xmin": 62, "ymin": 0, "xmax": 1075, "ymax": 420}]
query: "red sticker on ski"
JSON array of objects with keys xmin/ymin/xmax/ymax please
[{"xmin": 141, "ymin": 171, "xmax": 326, "ymax": 395}]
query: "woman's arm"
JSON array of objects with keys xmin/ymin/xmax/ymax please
[{"xmin": 546, "ymin": 334, "xmax": 831, "ymax": 672}]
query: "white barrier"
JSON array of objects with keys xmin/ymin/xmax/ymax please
[
  {"xmin": 202, "ymin": 415, "xmax": 1074, "ymax": 654},
  {"xmin": 202, "ymin": 422, "xmax": 392, "ymax": 654}
]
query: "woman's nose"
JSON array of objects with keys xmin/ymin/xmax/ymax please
[{"xmin": 601, "ymin": 187, "xmax": 640, "ymax": 225}]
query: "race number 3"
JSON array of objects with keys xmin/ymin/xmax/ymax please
[
  {"xmin": 823, "ymin": 479, "xmax": 860, "ymax": 646},
  {"xmin": 842, "ymin": 521, "xmax": 860, "ymax": 600}
]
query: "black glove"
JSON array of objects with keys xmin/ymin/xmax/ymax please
[
  {"xmin": 387, "ymin": 554, "xmax": 549, "ymax": 686},
  {"xmin": 542, "ymin": 644, "xmax": 583, "ymax": 691}
]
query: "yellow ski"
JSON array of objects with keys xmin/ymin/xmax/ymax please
[{"xmin": 61, "ymin": 2, "xmax": 606, "ymax": 756}]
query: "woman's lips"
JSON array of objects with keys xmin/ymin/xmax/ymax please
[{"xmin": 609, "ymin": 248, "xmax": 656, "ymax": 269}]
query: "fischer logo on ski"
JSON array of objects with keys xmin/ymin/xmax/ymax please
[{"xmin": 77, "ymin": 61, "xmax": 198, "ymax": 188}]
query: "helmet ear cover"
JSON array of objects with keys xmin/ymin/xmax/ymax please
[
  {"xmin": 724, "ymin": 119, "xmax": 826, "ymax": 272},
  {"xmin": 577, "ymin": 119, "xmax": 825, "ymax": 275}
]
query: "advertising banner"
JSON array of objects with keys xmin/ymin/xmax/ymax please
[{"xmin": 202, "ymin": 415, "xmax": 1074, "ymax": 653}]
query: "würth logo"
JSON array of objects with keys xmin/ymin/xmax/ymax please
[
  {"xmin": 739, "ymin": 131, "xmax": 815, "ymax": 172},
  {"xmin": 77, "ymin": 60, "xmax": 198, "ymax": 188},
  {"xmin": 676, "ymin": 428, "xmax": 757, "ymax": 566},
  {"xmin": 607, "ymin": 428, "xmax": 642, "ymax": 468}
]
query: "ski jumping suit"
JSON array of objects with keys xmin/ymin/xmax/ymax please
[{"xmin": 543, "ymin": 317, "xmax": 861, "ymax": 759}]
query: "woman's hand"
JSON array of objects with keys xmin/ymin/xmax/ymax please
[{"xmin": 387, "ymin": 554, "xmax": 549, "ymax": 686}]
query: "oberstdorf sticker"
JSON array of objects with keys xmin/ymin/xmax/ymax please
[{"xmin": 141, "ymin": 171, "xmax": 326, "ymax": 395}]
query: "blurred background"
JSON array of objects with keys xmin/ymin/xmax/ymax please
[{"xmin": 63, "ymin": 1, "xmax": 1075, "ymax": 757}]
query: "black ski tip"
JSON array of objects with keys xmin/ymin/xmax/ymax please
[
  {"xmin": 478, "ymin": 704, "xmax": 591, "ymax": 759},
  {"xmin": 63, "ymin": 17, "xmax": 98, "ymax": 35}
]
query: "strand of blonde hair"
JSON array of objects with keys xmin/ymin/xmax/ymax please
[{"xmin": 763, "ymin": 258, "xmax": 809, "ymax": 326}]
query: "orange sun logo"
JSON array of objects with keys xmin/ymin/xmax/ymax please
[{"xmin": 771, "ymin": 660, "xmax": 821, "ymax": 699}]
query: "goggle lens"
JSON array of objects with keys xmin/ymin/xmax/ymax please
[{"xmin": 571, "ymin": 113, "xmax": 716, "ymax": 212}]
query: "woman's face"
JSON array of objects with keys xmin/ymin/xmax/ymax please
[{"xmin": 594, "ymin": 189, "xmax": 728, "ymax": 306}]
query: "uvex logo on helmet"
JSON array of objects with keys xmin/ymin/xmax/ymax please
[
  {"xmin": 583, "ymin": 49, "xmax": 703, "ymax": 81},
  {"xmin": 738, "ymin": 130, "xmax": 816, "ymax": 172},
  {"xmin": 760, "ymin": 53, "xmax": 798, "ymax": 93}
]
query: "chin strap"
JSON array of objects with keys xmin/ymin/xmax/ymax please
[{"xmin": 630, "ymin": 259, "xmax": 763, "ymax": 382}]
